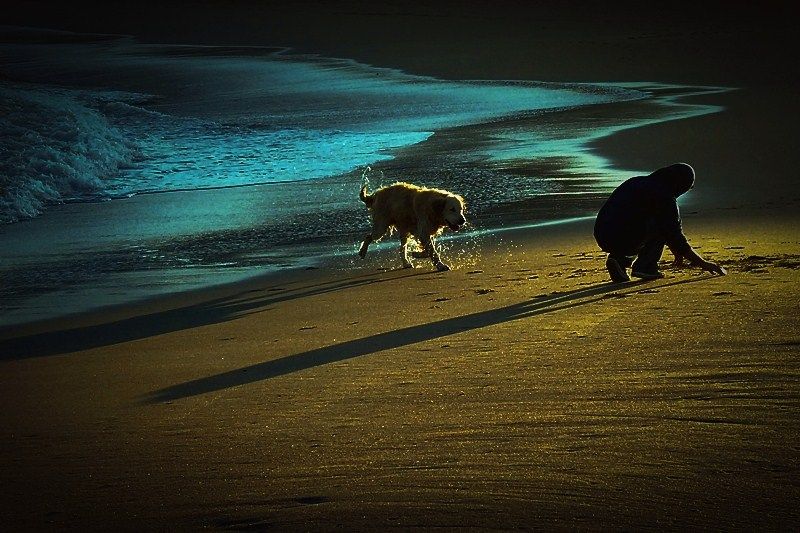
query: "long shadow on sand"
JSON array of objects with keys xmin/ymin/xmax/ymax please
[
  {"xmin": 144, "ymin": 277, "xmax": 708, "ymax": 403},
  {"xmin": 0, "ymin": 269, "xmax": 435, "ymax": 360}
]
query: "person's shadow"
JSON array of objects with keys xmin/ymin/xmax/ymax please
[{"xmin": 143, "ymin": 277, "xmax": 706, "ymax": 404}]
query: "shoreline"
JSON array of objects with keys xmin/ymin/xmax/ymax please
[
  {"xmin": 0, "ymin": 214, "xmax": 595, "ymax": 338},
  {"xmin": 3, "ymin": 201, "xmax": 795, "ymax": 341}
]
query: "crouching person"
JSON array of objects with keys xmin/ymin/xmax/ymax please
[{"xmin": 594, "ymin": 162, "xmax": 726, "ymax": 282}]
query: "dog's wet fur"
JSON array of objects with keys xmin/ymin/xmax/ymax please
[{"xmin": 359, "ymin": 182, "xmax": 467, "ymax": 271}]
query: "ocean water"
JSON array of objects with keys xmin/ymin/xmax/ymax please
[
  {"xmin": 0, "ymin": 28, "xmax": 727, "ymax": 325},
  {"xmin": 0, "ymin": 31, "xmax": 648, "ymax": 223}
]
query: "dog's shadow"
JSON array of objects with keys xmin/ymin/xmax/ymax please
[
  {"xmin": 143, "ymin": 276, "xmax": 707, "ymax": 404},
  {"xmin": 0, "ymin": 268, "xmax": 433, "ymax": 360}
]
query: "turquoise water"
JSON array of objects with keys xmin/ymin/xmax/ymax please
[{"xmin": 0, "ymin": 32, "xmax": 645, "ymax": 222}]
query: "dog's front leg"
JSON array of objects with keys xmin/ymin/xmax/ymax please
[{"xmin": 420, "ymin": 232, "xmax": 449, "ymax": 272}]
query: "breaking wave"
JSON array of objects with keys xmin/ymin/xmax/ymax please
[{"xmin": 0, "ymin": 85, "xmax": 143, "ymax": 222}]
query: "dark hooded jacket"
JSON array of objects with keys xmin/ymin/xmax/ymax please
[{"xmin": 594, "ymin": 163, "xmax": 695, "ymax": 255}]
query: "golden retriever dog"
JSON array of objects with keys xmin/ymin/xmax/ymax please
[{"xmin": 358, "ymin": 182, "xmax": 467, "ymax": 271}]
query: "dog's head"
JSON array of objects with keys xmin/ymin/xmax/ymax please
[{"xmin": 435, "ymin": 194, "xmax": 467, "ymax": 231}]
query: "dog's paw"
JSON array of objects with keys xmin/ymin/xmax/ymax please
[
  {"xmin": 402, "ymin": 261, "xmax": 413, "ymax": 269},
  {"xmin": 359, "ymin": 244, "xmax": 368, "ymax": 258},
  {"xmin": 436, "ymin": 262, "xmax": 451, "ymax": 272}
]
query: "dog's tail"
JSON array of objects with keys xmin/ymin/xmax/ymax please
[{"xmin": 359, "ymin": 185, "xmax": 374, "ymax": 207}]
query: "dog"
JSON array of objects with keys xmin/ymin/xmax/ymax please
[{"xmin": 358, "ymin": 181, "xmax": 466, "ymax": 271}]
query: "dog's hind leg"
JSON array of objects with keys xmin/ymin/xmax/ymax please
[
  {"xmin": 359, "ymin": 221, "xmax": 390, "ymax": 259},
  {"xmin": 399, "ymin": 232, "xmax": 413, "ymax": 268}
]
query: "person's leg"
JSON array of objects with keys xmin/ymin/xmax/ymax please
[
  {"xmin": 631, "ymin": 238, "xmax": 666, "ymax": 279},
  {"xmin": 610, "ymin": 254, "xmax": 634, "ymax": 269},
  {"xmin": 597, "ymin": 239, "xmax": 635, "ymax": 283},
  {"xmin": 595, "ymin": 223, "xmax": 636, "ymax": 282},
  {"xmin": 605, "ymin": 253, "xmax": 634, "ymax": 282}
]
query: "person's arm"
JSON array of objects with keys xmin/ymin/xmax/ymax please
[
  {"xmin": 662, "ymin": 202, "xmax": 694, "ymax": 266},
  {"xmin": 660, "ymin": 199, "xmax": 726, "ymax": 275},
  {"xmin": 681, "ymin": 246, "xmax": 727, "ymax": 275},
  {"xmin": 667, "ymin": 244, "xmax": 685, "ymax": 266}
]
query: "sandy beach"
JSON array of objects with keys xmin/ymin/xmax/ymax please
[
  {"xmin": 2, "ymin": 209, "xmax": 798, "ymax": 529},
  {"xmin": 2, "ymin": 1, "xmax": 799, "ymax": 530}
]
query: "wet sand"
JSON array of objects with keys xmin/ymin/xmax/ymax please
[{"xmin": 2, "ymin": 2, "xmax": 799, "ymax": 530}]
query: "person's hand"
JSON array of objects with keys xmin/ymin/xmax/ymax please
[{"xmin": 702, "ymin": 260, "xmax": 727, "ymax": 275}]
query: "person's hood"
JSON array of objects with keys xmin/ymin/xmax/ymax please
[{"xmin": 649, "ymin": 163, "xmax": 695, "ymax": 198}]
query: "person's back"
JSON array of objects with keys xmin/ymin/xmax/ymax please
[{"xmin": 594, "ymin": 174, "xmax": 672, "ymax": 253}]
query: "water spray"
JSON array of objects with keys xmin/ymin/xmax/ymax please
[{"xmin": 360, "ymin": 165, "xmax": 386, "ymax": 192}]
